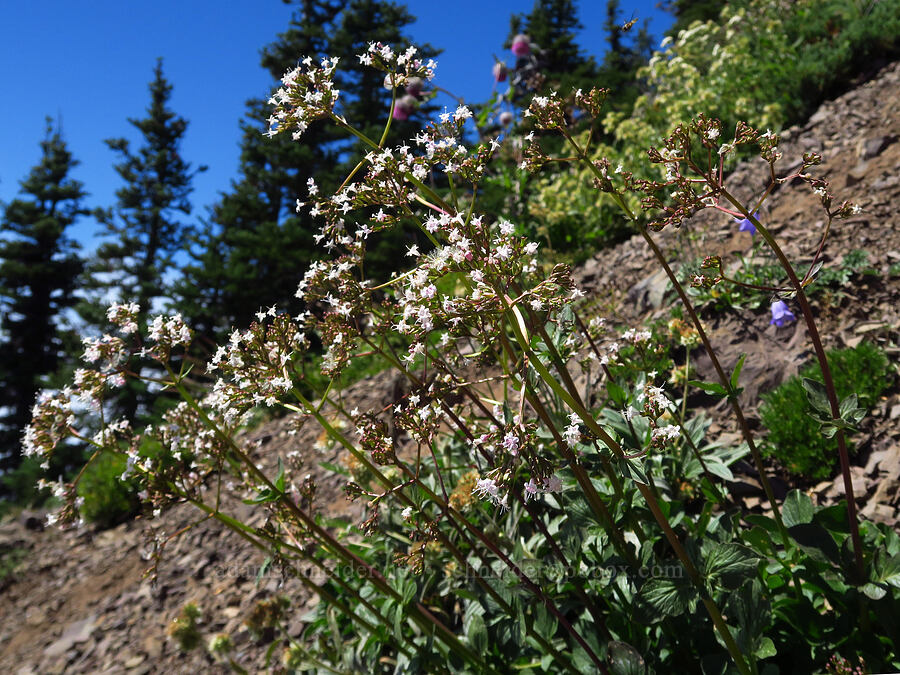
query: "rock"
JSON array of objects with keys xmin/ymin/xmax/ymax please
[
  {"xmin": 20, "ymin": 510, "xmax": 45, "ymax": 532},
  {"xmin": 834, "ymin": 476, "xmax": 869, "ymax": 500},
  {"xmin": 861, "ymin": 502, "xmax": 896, "ymax": 525},
  {"xmin": 24, "ymin": 607, "xmax": 47, "ymax": 627},
  {"xmin": 44, "ymin": 614, "xmax": 97, "ymax": 658},
  {"xmin": 845, "ymin": 161, "xmax": 869, "ymax": 186},
  {"xmin": 858, "ymin": 134, "xmax": 896, "ymax": 159},
  {"xmin": 626, "ymin": 268, "xmax": 670, "ymax": 311},
  {"xmin": 123, "ymin": 654, "xmax": 146, "ymax": 669},
  {"xmin": 143, "ymin": 634, "xmax": 164, "ymax": 660}
]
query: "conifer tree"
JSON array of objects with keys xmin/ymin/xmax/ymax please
[
  {"xmin": 597, "ymin": 0, "xmax": 653, "ymax": 115},
  {"xmin": 176, "ymin": 0, "xmax": 438, "ymax": 345},
  {"xmin": 0, "ymin": 121, "xmax": 86, "ymax": 476},
  {"xmin": 84, "ymin": 59, "xmax": 202, "ymax": 423},
  {"xmin": 509, "ymin": 0, "xmax": 599, "ymax": 95}
]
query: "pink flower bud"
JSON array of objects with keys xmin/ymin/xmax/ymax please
[
  {"xmin": 393, "ymin": 94, "xmax": 417, "ymax": 121},
  {"xmin": 511, "ymin": 34, "xmax": 531, "ymax": 57},
  {"xmin": 406, "ymin": 76, "xmax": 424, "ymax": 97},
  {"xmin": 499, "ymin": 111, "xmax": 514, "ymax": 126},
  {"xmin": 492, "ymin": 62, "xmax": 508, "ymax": 82}
]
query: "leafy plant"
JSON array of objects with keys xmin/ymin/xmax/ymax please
[
  {"xmin": 167, "ymin": 602, "xmax": 203, "ymax": 652},
  {"xmin": 760, "ymin": 342, "xmax": 893, "ymax": 480},
  {"xmin": 76, "ymin": 452, "xmax": 141, "ymax": 528}
]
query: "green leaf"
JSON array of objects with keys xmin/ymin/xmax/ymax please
[
  {"xmin": 619, "ymin": 455, "xmax": 649, "ymax": 486},
  {"xmin": 703, "ymin": 543, "xmax": 760, "ymax": 589},
  {"xmin": 801, "ymin": 377, "xmax": 832, "ymax": 416},
  {"xmin": 533, "ymin": 606, "xmax": 557, "ymax": 641},
  {"xmin": 466, "ymin": 612, "xmax": 487, "ymax": 654},
  {"xmin": 608, "ymin": 641, "xmax": 646, "ymax": 675},
  {"xmin": 256, "ymin": 557, "xmax": 273, "ymax": 586},
  {"xmin": 688, "ymin": 380, "xmax": 728, "ymax": 397},
  {"xmin": 726, "ymin": 579, "xmax": 774, "ymax": 660},
  {"xmin": 401, "ymin": 577, "xmax": 417, "ymax": 606},
  {"xmin": 867, "ymin": 551, "xmax": 900, "ymax": 599},
  {"xmin": 703, "ymin": 459, "xmax": 734, "ymax": 482},
  {"xmin": 788, "ymin": 522, "xmax": 841, "ymax": 566},
  {"xmin": 756, "ymin": 637, "xmax": 777, "ymax": 659},
  {"xmin": 862, "ymin": 582, "xmax": 887, "ymax": 600},
  {"xmin": 607, "ymin": 380, "xmax": 627, "ymax": 407},
  {"xmin": 782, "ymin": 489, "xmax": 814, "ymax": 527},
  {"xmin": 274, "ymin": 457, "xmax": 286, "ymax": 492},
  {"xmin": 730, "ymin": 353, "xmax": 747, "ymax": 391},
  {"xmin": 636, "ymin": 577, "xmax": 698, "ymax": 620}
]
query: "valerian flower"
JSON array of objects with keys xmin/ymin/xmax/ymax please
[
  {"xmin": 492, "ymin": 62, "xmax": 507, "ymax": 82},
  {"xmin": 770, "ymin": 299, "xmax": 796, "ymax": 327},
  {"xmin": 393, "ymin": 94, "xmax": 417, "ymax": 121},
  {"xmin": 511, "ymin": 34, "xmax": 531, "ymax": 57}
]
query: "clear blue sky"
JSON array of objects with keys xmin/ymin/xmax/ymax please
[{"xmin": 0, "ymin": 1, "xmax": 672, "ymax": 248}]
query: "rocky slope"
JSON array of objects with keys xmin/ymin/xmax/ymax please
[{"xmin": 1, "ymin": 61, "xmax": 899, "ymax": 674}]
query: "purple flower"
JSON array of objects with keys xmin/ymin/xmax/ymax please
[
  {"xmin": 492, "ymin": 62, "xmax": 508, "ymax": 82},
  {"xmin": 511, "ymin": 34, "xmax": 531, "ymax": 57},
  {"xmin": 770, "ymin": 299, "xmax": 796, "ymax": 327},
  {"xmin": 735, "ymin": 211, "xmax": 759, "ymax": 235}
]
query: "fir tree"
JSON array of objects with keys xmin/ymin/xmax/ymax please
[
  {"xmin": 0, "ymin": 121, "xmax": 86, "ymax": 477},
  {"xmin": 509, "ymin": 0, "xmax": 599, "ymax": 95},
  {"xmin": 84, "ymin": 59, "xmax": 202, "ymax": 423},
  {"xmin": 176, "ymin": 0, "xmax": 438, "ymax": 345},
  {"xmin": 597, "ymin": 0, "xmax": 653, "ymax": 115}
]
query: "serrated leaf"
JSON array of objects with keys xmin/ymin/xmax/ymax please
[
  {"xmin": 703, "ymin": 543, "xmax": 759, "ymax": 589},
  {"xmin": 868, "ymin": 551, "xmax": 900, "ymax": 597},
  {"xmin": 802, "ymin": 377, "xmax": 832, "ymax": 416},
  {"xmin": 636, "ymin": 577, "xmax": 697, "ymax": 619}
]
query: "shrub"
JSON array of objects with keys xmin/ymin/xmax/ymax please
[
  {"xmin": 760, "ymin": 342, "xmax": 893, "ymax": 480},
  {"xmin": 76, "ymin": 451, "xmax": 140, "ymax": 528},
  {"xmin": 167, "ymin": 602, "xmax": 203, "ymax": 652}
]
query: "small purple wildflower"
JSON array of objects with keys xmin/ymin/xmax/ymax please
[
  {"xmin": 770, "ymin": 299, "xmax": 796, "ymax": 327},
  {"xmin": 492, "ymin": 62, "xmax": 508, "ymax": 82},
  {"xmin": 735, "ymin": 211, "xmax": 759, "ymax": 235}
]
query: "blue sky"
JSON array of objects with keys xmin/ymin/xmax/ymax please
[{"xmin": 0, "ymin": 1, "xmax": 672, "ymax": 248}]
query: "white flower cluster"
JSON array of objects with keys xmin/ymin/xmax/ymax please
[
  {"xmin": 267, "ymin": 56, "xmax": 342, "ymax": 140},
  {"xmin": 357, "ymin": 43, "xmax": 436, "ymax": 86}
]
